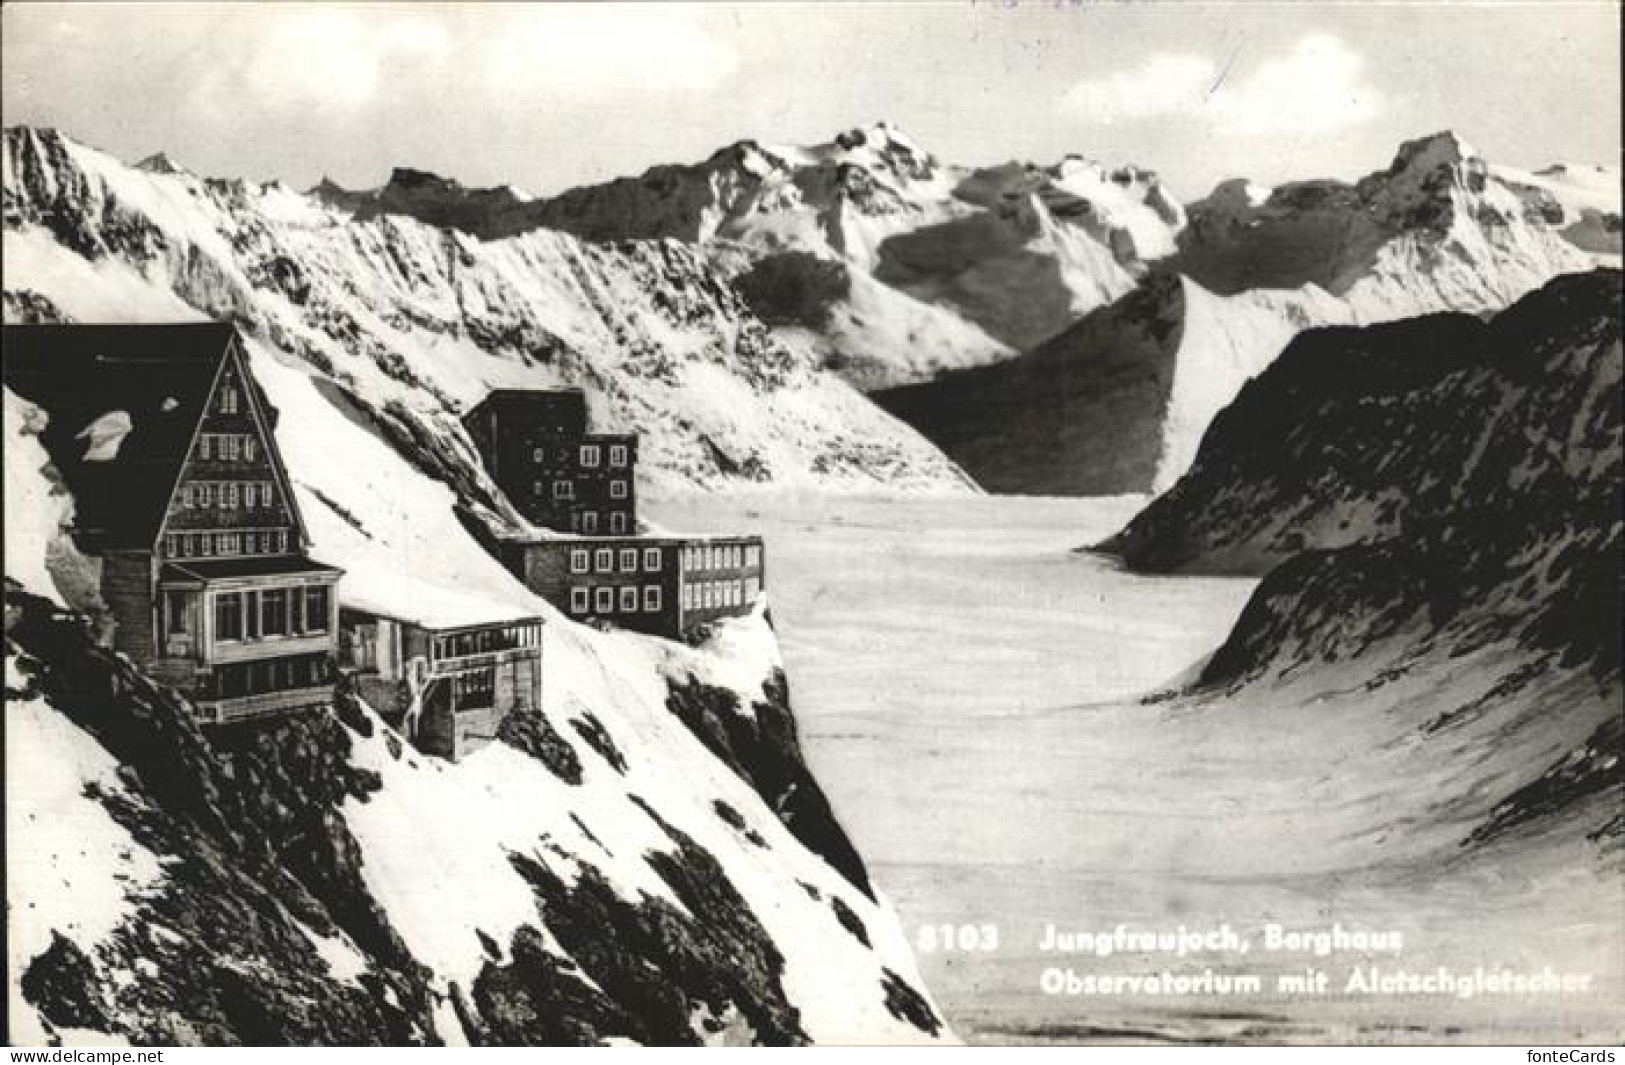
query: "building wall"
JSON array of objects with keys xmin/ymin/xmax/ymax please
[
  {"xmin": 464, "ymin": 390, "xmax": 637, "ymax": 535},
  {"xmin": 506, "ymin": 538, "xmax": 681, "ymax": 637},
  {"xmin": 102, "ymin": 550, "xmax": 156, "ymax": 664},
  {"xmin": 679, "ymin": 536, "xmax": 767, "ymax": 630}
]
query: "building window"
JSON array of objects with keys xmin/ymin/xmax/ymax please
[
  {"xmin": 198, "ymin": 482, "xmax": 214, "ymax": 506},
  {"xmin": 644, "ymin": 548, "xmax": 661, "ymax": 572},
  {"xmin": 610, "ymin": 480, "xmax": 629, "ymax": 500},
  {"xmin": 594, "ymin": 586, "xmax": 613, "ymax": 613},
  {"xmin": 619, "ymin": 586, "xmax": 638, "ymax": 612},
  {"xmin": 619, "ymin": 548, "xmax": 638, "ymax": 573},
  {"xmin": 243, "ymin": 590, "xmax": 261, "ymax": 639},
  {"xmin": 261, "ymin": 589, "xmax": 289, "ymax": 637},
  {"xmin": 610, "ymin": 444, "xmax": 628, "ymax": 467},
  {"xmin": 746, "ymin": 577, "xmax": 761, "ymax": 601},
  {"xmin": 224, "ymin": 482, "xmax": 239, "ymax": 510},
  {"xmin": 219, "ymin": 384, "xmax": 239, "ymax": 414},
  {"xmin": 303, "ymin": 586, "xmax": 329, "ymax": 633},
  {"xmin": 644, "ymin": 586, "xmax": 661, "ymax": 613},
  {"xmin": 224, "ymin": 435, "xmax": 240, "ymax": 461},
  {"xmin": 582, "ymin": 512, "xmax": 598, "ymax": 534},
  {"xmin": 244, "ymin": 483, "xmax": 258, "ymax": 509},
  {"xmin": 263, "ymin": 481, "xmax": 275, "ymax": 508},
  {"xmin": 609, "ymin": 513, "xmax": 626, "ymax": 534},
  {"xmin": 533, "ymin": 447, "xmax": 546, "ymax": 463},
  {"xmin": 593, "ymin": 548, "xmax": 612, "ymax": 572},
  {"xmin": 274, "ymin": 529, "xmax": 287, "ymax": 554},
  {"xmin": 245, "ymin": 436, "xmax": 258, "ymax": 462},
  {"xmin": 570, "ymin": 587, "xmax": 589, "ymax": 613},
  {"xmin": 215, "ymin": 592, "xmax": 242, "ymax": 640},
  {"xmin": 199, "ymin": 435, "xmax": 213, "ymax": 460},
  {"xmin": 570, "ymin": 549, "xmax": 589, "ymax": 574},
  {"xmin": 580, "ymin": 444, "xmax": 600, "ymax": 468},
  {"xmin": 552, "ymin": 481, "xmax": 574, "ymax": 500},
  {"xmin": 747, "ymin": 545, "xmax": 761, "ymax": 568}
]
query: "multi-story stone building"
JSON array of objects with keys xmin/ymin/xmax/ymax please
[
  {"xmin": 463, "ymin": 389, "xmax": 638, "ymax": 535},
  {"xmin": 464, "ymin": 385, "xmax": 767, "ymax": 640},
  {"xmin": 4, "ymin": 323, "xmax": 344, "ymax": 725}
]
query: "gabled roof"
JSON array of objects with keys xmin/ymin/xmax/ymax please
[{"xmin": 3, "ymin": 322, "xmax": 239, "ymax": 551}]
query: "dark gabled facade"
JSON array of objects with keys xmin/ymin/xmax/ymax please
[
  {"xmin": 463, "ymin": 388, "xmax": 638, "ymax": 535},
  {"xmin": 4, "ymin": 323, "xmax": 343, "ymax": 724}
]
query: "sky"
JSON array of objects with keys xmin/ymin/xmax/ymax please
[{"xmin": 2, "ymin": 2, "xmax": 1619, "ymax": 201}]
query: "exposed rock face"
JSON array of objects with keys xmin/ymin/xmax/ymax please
[
  {"xmin": 1102, "ymin": 269, "xmax": 1621, "ymax": 576},
  {"xmin": 874, "ymin": 271, "xmax": 1188, "ymax": 495}
]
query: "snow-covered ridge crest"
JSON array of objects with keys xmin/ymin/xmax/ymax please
[
  {"xmin": 1, "ymin": 124, "xmax": 970, "ymax": 496},
  {"xmin": 310, "ymin": 122, "xmax": 1186, "ymax": 389}
]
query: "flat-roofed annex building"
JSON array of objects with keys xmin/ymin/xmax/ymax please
[
  {"xmin": 338, "ymin": 583, "xmax": 544, "ymax": 762},
  {"xmin": 3, "ymin": 322, "xmax": 343, "ymax": 725}
]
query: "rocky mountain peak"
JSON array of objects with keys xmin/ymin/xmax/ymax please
[{"xmin": 134, "ymin": 151, "xmax": 188, "ymax": 176}]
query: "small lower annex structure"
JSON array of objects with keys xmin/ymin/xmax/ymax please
[{"xmin": 339, "ymin": 594, "xmax": 545, "ymax": 763}]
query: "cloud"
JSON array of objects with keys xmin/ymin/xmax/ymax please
[
  {"xmin": 1063, "ymin": 34, "xmax": 1381, "ymax": 135},
  {"xmin": 192, "ymin": 9, "xmax": 449, "ymax": 119},
  {"xmin": 477, "ymin": 7, "xmax": 739, "ymax": 98}
]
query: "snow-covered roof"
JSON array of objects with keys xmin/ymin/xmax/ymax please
[{"xmin": 339, "ymin": 562, "xmax": 545, "ymax": 632}]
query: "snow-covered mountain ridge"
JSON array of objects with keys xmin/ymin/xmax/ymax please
[
  {"xmin": 316, "ymin": 122, "xmax": 1189, "ymax": 388},
  {"xmin": 877, "ymin": 132, "xmax": 1619, "ymax": 495},
  {"xmin": 2, "ymin": 125, "xmax": 972, "ymax": 498}
]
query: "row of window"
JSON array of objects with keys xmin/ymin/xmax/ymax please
[
  {"xmin": 684, "ymin": 577, "xmax": 759, "ymax": 613},
  {"xmin": 569, "ymin": 584, "xmax": 663, "ymax": 615},
  {"xmin": 684, "ymin": 543, "xmax": 761, "ymax": 572},
  {"xmin": 447, "ymin": 666, "xmax": 497, "ymax": 711},
  {"xmin": 197, "ymin": 433, "xmax": 259, "ymax": 463},
  {"xmin": 210, "ymin": 585, "xmax": 331, "ymax": 642},
  {"xmin": 165, "ymin": 528, "xmax": 289, "ymax": 560},
  {"xmin": 431, "ymin": 623, "xmax": 543, "ymax": 662},
  {"xmin": 533, "ymin": 443, "xmax": 630, "ymax": 468},
  {"xmin": 538, "ymin": 479, "xmax": 630, "ymax": 501},
  {"xmin": 570, "ymin": 546, "xmax": 663, "ymax": 576},
  {"xmin": 569, "ymin": 511, "xmax": 629, "ymax": 535},
  {"xmin": 181, "ymin": 480, "xmax": 278, "ymax": 511},
  {"xmin": 202, "ymin": 653, "xmax": 329, "ymax": 701}
]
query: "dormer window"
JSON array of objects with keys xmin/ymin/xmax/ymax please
[
  {"xmin": 219, "ymin": 384, "xmax": 239, "ymax": 414},
  {"xmin": 580, "ymin": 444, "xmax": 600, "ymax": 468}
]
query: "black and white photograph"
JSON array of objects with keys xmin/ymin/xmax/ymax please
[{"xmin": 2, "ymin": 0, "xmax": 1620, "ymax": 1049}]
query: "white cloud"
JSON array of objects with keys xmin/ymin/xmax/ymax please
[
  {"xmin": 1064, "ymin": 34, "xmax": 1381, "ymax": 135},
  {"xmin": 478, "ymin": 6, "xmax": 739, "ymax": 98},
  {"xmin": 194, "ymin": 9, "xmax": 449, "ymax": 118}
]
